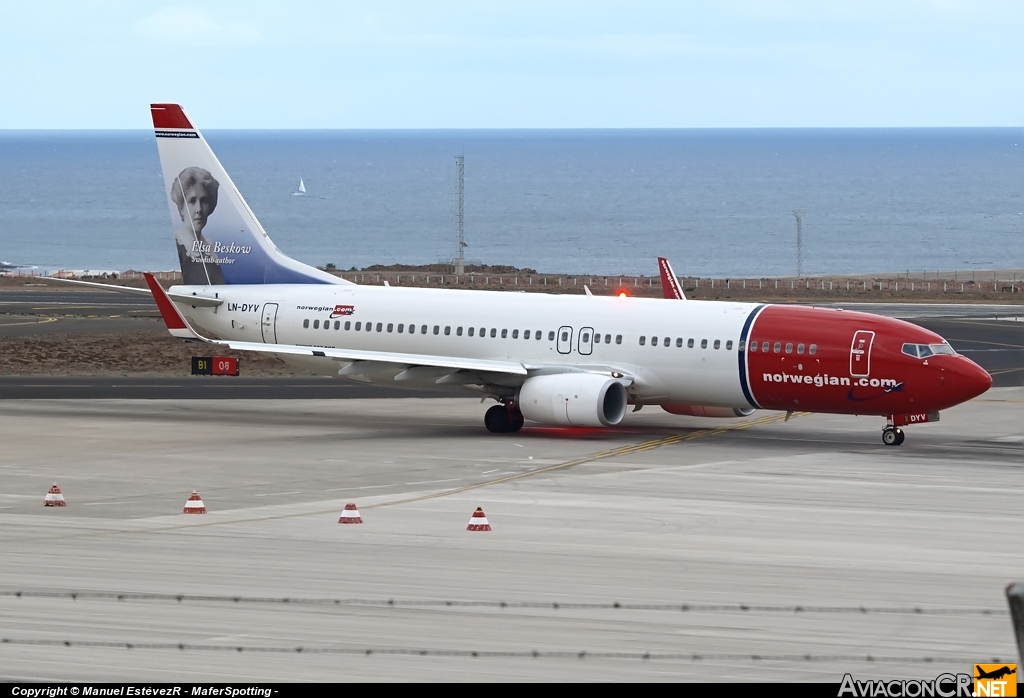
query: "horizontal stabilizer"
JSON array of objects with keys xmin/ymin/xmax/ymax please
[{"xmin": 47, "ymin": 276, "xmax": 223, "ymax": 307}]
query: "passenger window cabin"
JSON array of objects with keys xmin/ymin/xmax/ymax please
[{"xmin": 313, "ymin": 323, "xmax": 636, "ymax": 346}]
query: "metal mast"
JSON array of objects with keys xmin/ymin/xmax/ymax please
[
  {"xmin": 455, "ymin": 155, "xmax": 465, "ymax": 275},
  {"xmin": 793, "ymin": 209, "xmax": 805, "ymax": 278}
]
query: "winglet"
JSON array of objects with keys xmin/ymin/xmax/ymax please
[
  {"xmin": 144, "ymin": 273, "xmax": 201, "ymax": 339},
  {"xmin": 657, "ymin": 257, "xmax": 686, "ymax": 300}
]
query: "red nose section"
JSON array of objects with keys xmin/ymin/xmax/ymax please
[
  {"xmin": 948, "ymin": 356, "xmax": 992, "ymax": 404},
  {"xmin": 744, "ymin": 305, "xmax": 993, "ymax": 416}
]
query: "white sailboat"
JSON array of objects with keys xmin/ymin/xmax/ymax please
[{"xmin": 292, "ymin": 178, "xmax": 306, "ymax": 196}]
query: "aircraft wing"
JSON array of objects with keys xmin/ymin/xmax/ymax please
[
  {"xmin": 44, "ymin": 275, "xmax": 224, "ymax": 307},
  {"xmin": 224, "ymin": 339, "xmax": 528, "ymax": 375},
  {"xmin": 144, "ymin": 273, "xmax": 527, "ymax": 376}
]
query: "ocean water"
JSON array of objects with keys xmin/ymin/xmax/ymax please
[{"xmin": 0, "ymin": 129, "xmax": 1021, "ymax": 277}]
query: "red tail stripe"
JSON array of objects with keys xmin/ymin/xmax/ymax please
[{"xmin": 151, "ymin": 104, "xmax": 193, "ymax": 130}]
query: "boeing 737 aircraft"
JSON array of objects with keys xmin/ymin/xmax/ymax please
[{"xmin": 67, "ymin": 104, "xmax": 994, "ymax": 444}]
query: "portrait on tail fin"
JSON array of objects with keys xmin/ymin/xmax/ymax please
[{"xmin": 171, "ymin": 166, "xmax": 226, "ymax": 285}]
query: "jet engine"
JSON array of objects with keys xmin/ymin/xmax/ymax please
[
  {"xmin": 661, "ymin": 404, "xmax": 755, "ymax": 418},
  {"xmin": 517, "ymin": 374, "xmax": 629, "ymax": 427}
]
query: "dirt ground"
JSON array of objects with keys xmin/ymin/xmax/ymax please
[{"xmin": 0, "ymin": 331, "xmax": 299, "ymax": 377}]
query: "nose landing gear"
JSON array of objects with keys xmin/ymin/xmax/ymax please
[
  {"xmin": 882, "ymin": 425, "xmax": 905, "ymax": 446},
  {"xmin": 484, "ymin": 402, "xmax": 525, "ymax": 433}
]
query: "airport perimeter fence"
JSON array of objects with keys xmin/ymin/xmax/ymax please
[
  {"xmin": 3, "ymin": 268, "xmax": 1021, "ymax": 295},
  {"xmin": 330, "ymin": 271, "xmax": 1023, "ymax": 295}
]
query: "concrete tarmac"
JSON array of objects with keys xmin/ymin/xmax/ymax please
[
  {"xmin": 0, "ymin": 376, "xmax": 461, "ymax": 399},
  {"xmin": 0, "ymin": 392, "xmax": 1021, "ymax": 681}
]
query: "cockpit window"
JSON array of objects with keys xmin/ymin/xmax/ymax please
[{"xmin": 902, "ymin": 342, "xmax": 955, "ymax": 358}]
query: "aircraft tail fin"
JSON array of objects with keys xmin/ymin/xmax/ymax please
[
  {"xmin": 658, "ymin": 257, "xmax": 686, "ymax": 300},
  {"xmin": 151, "ymin": 104, "xmax": 347, "ymax": 286}
]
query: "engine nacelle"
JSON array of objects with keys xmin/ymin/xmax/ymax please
[
  {"xmin": 661, "ymin": 404, "xmax": 755, "ymax": 418},
  {"xmin": 518, "ymin": 374, "xmax": 629, "ymax": 427}
]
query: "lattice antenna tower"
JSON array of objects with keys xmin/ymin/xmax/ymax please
[
  {"xmin": 455, "ymin": 155, "xmax": 465, "ymax": 275},
  {"xmin": 793, "ymin": 209, "xmax": 805, "ymax": 278}
]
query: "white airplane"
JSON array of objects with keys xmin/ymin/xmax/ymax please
[{"xmin": 63, "ymin": 104, "xmax": 993, "ymax": 444}]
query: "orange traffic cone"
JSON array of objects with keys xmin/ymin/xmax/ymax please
[
  {"xmin": 182, "ymin": 490, "xmax": 206, "ymax": 514},
  {"xmin": 43, "ymin": 483, "xmax": 66, "ymax": 507},
  {"xmin": 338, "ymin": 502, "xmax": 363, "ymax": 524},
  {"xmin": 467, "ymin": 507, "xmax": 491, "ymax": 531}
]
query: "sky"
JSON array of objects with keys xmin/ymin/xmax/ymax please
[{"xmin": 2, "ymin": 1, "xmax": 1022, "ymax": 129}]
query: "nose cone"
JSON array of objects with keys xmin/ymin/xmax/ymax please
[{"xmin": 949, "ymin": 356, "xmax": 992, "ymax": 404}]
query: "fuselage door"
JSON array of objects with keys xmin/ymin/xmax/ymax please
[
  {"xmin": 578, "ymin": 327, "xmax": 594, "ymax": 356},
  {"xmin": 850, "ymin": 330, "xmax": 875, "ymax": 377},
  {"xmin": 261, "ymin": 303, "xmax": 279, "ymax": 344},
  {"xmin": 557, "ymin": 325, "xmax": 573, "ymax": 355}
]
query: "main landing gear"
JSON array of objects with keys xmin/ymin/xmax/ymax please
[
  {"xmin": 485, "ymin": 402, "xmax": 524, "ymax": 433},
  {"xmin": 882, "ymin": 425, "xmax": 905, "ymax": 446}
]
